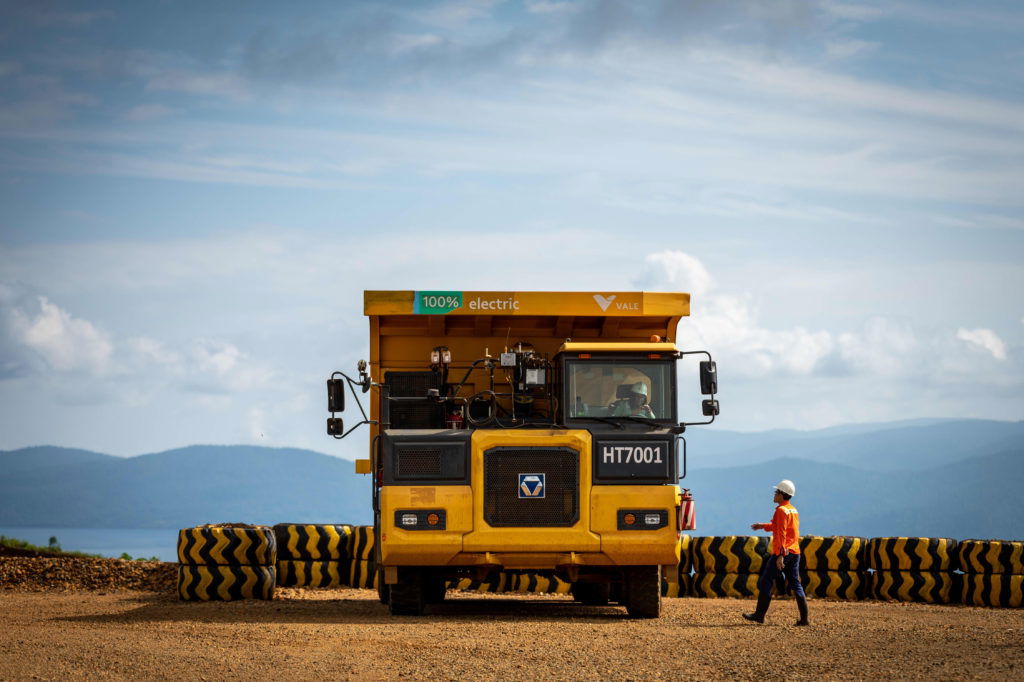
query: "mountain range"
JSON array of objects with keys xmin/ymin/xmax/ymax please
[{"xmin": 1, "ymin": 418, "xmax": 1021, "ymax": 539}]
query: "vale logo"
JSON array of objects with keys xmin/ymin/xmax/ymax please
[
  {"xmin": 593, "ymin": 294, "xmax": 616, "ymax": 311},
  {"xmin": 518, "ymin": 473, "xmax": 545, "ymax": 499}
]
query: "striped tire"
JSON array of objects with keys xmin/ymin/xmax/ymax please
[
  {"xmin": 177, "ymin": 525, "xmax": 276, "ymax": 565},
  {"xmin": 273, "ymin": 524, "xmax": 352, "ymax": 561},
  {"xmin": 870, "ymin": 570, "xmax": 956, "ymax": 604},
  {"xmin": 958, "ymin": 540, "xmax": 1024, "ymax": 574},
  {"xmin": 678, "ymin": 534, "xmax": 693, "ymax": 574},
  {"xmin": 663, "ymin": 573, "xmax": 692, "ymax": 598},
  {"xmin": 867, "ymin": 537, "xmax": 958, "ymax": 571},
  {"xmin": 350, "ymin": 559, "xmax": 378, "ymax": 589},
  {"xmin": 449, "ymin": 571, "xmax": 571, "ymax": 594},
  {"xmin": 691, "ymin": 572, "xmax": 760, "ymax": 599},
  {"xmin": 800, "ymin": 536, "xmax": 868, "ymax": 571},
  {"xmin": 177, "ymin": 564, "xmax": 275, "ymax": 601},
  {"xmin": 961, "ymin": 574, "xmax": 1024, "ymax": 608},
  {"xmin": 346, "ymin": 526, "xmax": 377, "ymax": 589},
  {"xmin": 276, "ymin": 560, "xmax": 347, "ymax": 588},
  {"xmin": 348, "ymin": 526, "xmax": 375, "ymax": 562},
  {"xmin": 692, "ymin": 536, "xmax": 769, "ymax": 574},
  {"xmin": 799, "ymin": 570, "xmax": 865, "ymax": 600}
]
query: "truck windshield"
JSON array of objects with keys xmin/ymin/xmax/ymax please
[{"xmin": 566, "ymin": 360, "xmax": 674, "ymax": 421}]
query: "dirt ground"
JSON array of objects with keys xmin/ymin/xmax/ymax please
[{"xmin": 2, "ymin": 586, "xmax": 1022, "ymax": 680}]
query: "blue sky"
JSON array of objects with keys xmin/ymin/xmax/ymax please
[{"xmin": 0, "ymin": 0, "xmax": 1021, "ymax": 456}]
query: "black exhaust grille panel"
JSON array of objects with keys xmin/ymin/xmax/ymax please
[
  {"xmin": 484, "ymin": 447, "xmax": 579, "ymax": 527},
  {"xmin": 396, "ymin": 448, "xmax": 442, "ymax": 478}
]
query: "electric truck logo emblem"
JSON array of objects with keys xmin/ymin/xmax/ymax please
[
  {"xmin": 593, "ymin": 294, "xmax": 616, "ymax": 311},
  {"xmin": 518, "ymin": 473, "xmax": 545, "ymax": 498}
]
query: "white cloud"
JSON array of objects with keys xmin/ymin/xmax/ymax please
[
  {"xmin": 636, "ymin": 250, "xmax": 714, "ymax": 298},
  {"xmin": 7, "ymin": 296, "xmax": 113, "ymax": 375},
  {"xmin": 635, "ymin": 250, "xmax": 1018, "ymax": 385},
  {"xmin": 956, "ymin": 327, "xmax": 1007, "ymax": 360}
]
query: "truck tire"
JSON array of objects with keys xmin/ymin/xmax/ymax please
[
  {"xmin": 177, "ymin": 525, "xmax": 276, "ymax": 566},
  {"xmin": 424, "ymin": 575, "xmax": 447, "ymax": 604},
  {"xmin": 273, "ymin": 524, "xmax": 352, "ymax": 561},
  {"xmin": 624, "ymin": 566, "xmax": 661, "ymax": 618},
  {"xmin": 868, "ymin": 537, "xmax": 958, "ymax": 571},
  {"xmin": 571, "ymin": 582, "xmax": 610, "ymax": 606},
  {"xmin": 377, "ymin": 567, "xmax": 389, "ymax": 605},
  {"xmin": 389, "ymin": 568, "xmax": 425, "ymax": 616}
]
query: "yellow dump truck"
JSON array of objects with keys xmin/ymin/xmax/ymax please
[{"xmin": 326, "ymin": 291, "xmax": 718, "ymax": 616}]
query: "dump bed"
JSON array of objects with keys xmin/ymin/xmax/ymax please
[{"xmin": 362, "ymin": 290, "xmax": 690, "ymax": 439}]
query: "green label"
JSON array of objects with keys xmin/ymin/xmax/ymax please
[{"xmin": 414, "ymin": 291, "xmax": 463, "ymax": 314}]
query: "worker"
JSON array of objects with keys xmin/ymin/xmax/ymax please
[
  {"xmin": 742, "ymin": 479, "xmax": 809, "ymax": 626},
  {"xmin": 611, "ymin": 382, "xmax": 655, "ymax": 418}
]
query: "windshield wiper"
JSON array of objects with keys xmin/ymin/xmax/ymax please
[{"xmin": 571, "ymin": 416, "xmax": 624, "ymax": 430}]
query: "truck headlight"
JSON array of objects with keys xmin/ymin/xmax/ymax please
[{"xmin": 394, "ymin": 509, "xmax": 447, "ymax": 530}]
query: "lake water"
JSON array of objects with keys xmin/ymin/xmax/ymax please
[{"xmin": 0, "ymin": 527, "xmax": 179, "ymax": 562}]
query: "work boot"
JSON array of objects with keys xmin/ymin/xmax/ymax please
[
  {"xmin": 794, "ymin": 596, "xmax": 810, "ymax": 626},
  {"xmin": 742, "ymin": 592, "xmax": 772, "ymax": 623}
]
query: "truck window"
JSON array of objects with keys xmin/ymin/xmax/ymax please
[{"xmin": 566, "ymin": 360, "xmax": 674, "ymax": 420}]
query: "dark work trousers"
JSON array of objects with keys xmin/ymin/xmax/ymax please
[{"xmin": 758, "ymin": 553, "xmax": 805, "ymax": 597}]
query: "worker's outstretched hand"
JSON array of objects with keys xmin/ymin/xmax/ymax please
[{"xmin": 750, "ymin": 523, "xmax": 760, "ymax": 531}]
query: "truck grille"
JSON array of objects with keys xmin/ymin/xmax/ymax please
[
  {"xmin": 483, "ymin": 447, "xmax": 579, "ymax": 527},
  {"xmin": 396, "ymin": 447, "xmax": 442, "ymax": 478}
]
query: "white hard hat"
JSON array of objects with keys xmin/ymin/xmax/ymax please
[
  {"xmin": 774, "ymin": 479, "xmax": 796, "ymax": 496},
  {"xmin": 631, "ymin": 382, "xmax": 649, "ymax": 397}
]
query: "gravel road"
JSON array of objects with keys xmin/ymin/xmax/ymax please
[{"xmin": 2, "ymin": 586, "xmax": 1022, "ymax": 680}]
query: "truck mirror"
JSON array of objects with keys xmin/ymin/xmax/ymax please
[
  {"xmin": 327, "ymin": 378, "xmax": 345, "ymax": 412},
  {"xmin": 327, "ymin": 417, "xmax": 344, "ymax": 436},
  {"xmin": 701, "ymin": 399, "xmax": 719, "ymax": 417},
  {"xmin": 699, "ymin": 361, "xmax": 717, "ymax": 395}
]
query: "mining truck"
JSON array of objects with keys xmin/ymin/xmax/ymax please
[{"xmin": 326, "ymin": 291, "xmax": 718, "ymax": 616}]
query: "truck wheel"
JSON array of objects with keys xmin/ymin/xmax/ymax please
[
  {"xmin": 424, "ymin": 575, "xmax": 447, "ymax": 604},
  {"xmin": 571, "ymin": 582, "xmax": 610, "ymax": 606},
  {"xmin": 389, "ymin": 568, "xmax": 425, "ymax": 616},
  {"xmin": 377, "ymin": 567, "xmax": 390, "ymax": 605},
  {"xmin": 625, "ymin": 566, "xmax": 661, "ymax": 618}
]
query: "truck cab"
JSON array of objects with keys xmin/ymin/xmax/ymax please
[{"xmin": 326, "ymin": 291, "xmax": 718, "ymax": 616}]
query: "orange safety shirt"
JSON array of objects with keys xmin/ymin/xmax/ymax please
[{"xmin": 758, "ymin": 502, "xmax": 800, "ymax": 556}]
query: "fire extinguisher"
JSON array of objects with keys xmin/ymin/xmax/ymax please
[
  {"xmin": 678, "ymin": 488, "xmax": 696, "ymax": 532},
  {"xmin": 446, "ymin": 409, "xmax": 464, "ymax": 430}
]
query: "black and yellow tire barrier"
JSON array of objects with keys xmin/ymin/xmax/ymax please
[
  {"xmin": 800, "ymin": 536, "xmax": 868, "ymax": 571},
  {"xmin": 870, "ymin": 570, "xmax": 957, "ymax": 604},
  {"xmin": 176, "ymin": 525, "xmax": 276, "ymax": 566},
  {"xmin": 678, "ymin": 534, "xmax": 693, "ymax": 574},
  {"xmin": 958, "ymin": 539, "xmax": 1024, "ymax": 574},
  {"xmin": 691, "ymin": 572, "xmax": 760, "ymax": 599},
  {"xmin": 867, "ymin": 537, "xmax": 958, "ymax": 572},
  {"xmin": 692, "ymin": 536, "xmax": 769, "ymax": 574},
  {"xmin": 274, "ymin": 524, "xmax": 352, "ymax": 561},
  {"xmin": 662, "ymin": 536, "xmax": 693, "ymax": 598},
  {"xmin": 799, "ymin": 570, "xmax": 865, "ymax": 600},
  {"xmin": 350, "ymin": 559, "xmax": 378, "ymax": 589},
  {"xmin": 346, "ymin": 526, "xmax": 377, "ymax": 588},
  {"xmin": 663, "ymin": 573, "xmax": 692, "ymax": 598},
  {"xmin": 177, "ymin": 524, "xmax": 277, "ymax": 601},
  {"xmin": 177, "ymin": 564, "xmax": 275, "ymax": 601},
  {"xmin": 450, "ymin": 571, "xmax": 571, "ymax": 594},
  {"xmin": 961, "ymin": 574, "xmax": 1024, "ymax": 608},
  {"xmin": 277, "ymin": 560, "xmax": 347, "ymax": 588}
]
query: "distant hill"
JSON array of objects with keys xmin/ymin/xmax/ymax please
[
  {"xmin": 683, "ymin": 419, "xmax": 1024, "ymax": 472},
  {"xmin": 1, "ymin": 419, "xmax": 1020, "ymax": 538},
  {"xmin": 0, "ymin": 445, "xmax": 372, "ymax": 528}
]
